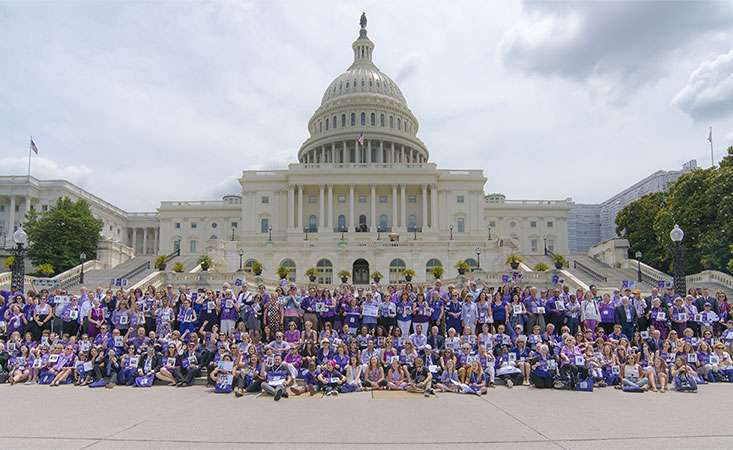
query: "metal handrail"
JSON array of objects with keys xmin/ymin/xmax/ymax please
[
  {"xmin": 118, "ymin": 260, "xmax": 151, "ymax": 282},
  {"xmin": 573, "ymin": 260, "xmax": 608, "ymax": 283}
]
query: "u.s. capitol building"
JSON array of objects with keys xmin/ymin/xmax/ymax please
[{"xmin": 0, "ymin": 15, "xmax": 570, "ymax": 284}]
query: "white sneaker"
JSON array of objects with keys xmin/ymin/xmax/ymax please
[{"xmin": 506, "ymin": 379, "xmax": 514, "ymax": 388}]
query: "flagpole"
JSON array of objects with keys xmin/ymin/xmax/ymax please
[
  {"xmin": 28, "ymin": 136, "xmax": 33, "ymax": 179},
  {"xmin": 709, "ymin": 126, "xmax": 714, "ymax": 167}
]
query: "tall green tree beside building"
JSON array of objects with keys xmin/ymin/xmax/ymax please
[
  {"xmin": 617, "ymin": 146, "xmax": 733, "ymax": 275},
  {"xmin": 24, "ymin": 197, "xmax": 103, "ymax": 273}
]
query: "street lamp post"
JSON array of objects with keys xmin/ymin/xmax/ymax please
[
  {"xmin": 231, "ymin": 227, "xmax": 235, "ymax": 241},
  {"xmin": 670, "ymin": 224, "xmax": 686, "ymax": 297},
  {"xmin": 10, "ymin": 226, "xmax": 28, "ymax": 293},
  {"xmin": 543, "ymin": 236, "xmax": 548, "ymax": 256},
  {"xmin": 377, "ymin": 227, "xmax": 381, "ymax": 240},
  {"xmin": 238, "ymin": 248, "xmax": 244, "ymax": 272},
  {"xmin": 79, "ymin": 252, "xmax": 87, "ymax": 285},
  {"xmin": 635, "ymin": 250, "xmax": 642, "ymax": 282},
  {"xmin": 304, "ymin": 227, "xmax": 309, "ymax": 241},
  {"xmin": 487, "ymin": 226, "xmax": 491, "ymax": 241},
  {"xmin": 475, "ymin": 247, "xmax": 481, "ymax": 270},
  {"xmin": 268, "ymin": 225, "xmax": 272, "ymax": 242},
  {"xmin": 449, "ymin": 224, "xmax": 454, "ymax": 241}
]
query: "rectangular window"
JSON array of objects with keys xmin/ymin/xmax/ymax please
[
  {"xmin": 547, "ymin": 221, "xmax": 554, "ymax": 228},
  {"xmin": 379, "ymin": 195, "xmax": 388, "ymax": 203},
  {"xmin": 456, "ymin": 195, "xmax": 464, "ymax": 204},
  {"xmin": 337, "ymin": 195, "xmax": 346, "ymax": 203},
  {"xmin": 260, "ymin": 218, "xmax": 269, "ymax": 233},
  {"xmin": 408, "ymin": 195, "xmax": 416, "ymax": 203},
  {"xmin": 190, "ymin": 240, "xmax": 197, "ymax": 253},
  {"xmin": 456, "ymin": 218, "xmax": 465, "ymax": 233},
  {"xmin": 530, "ymin": 221, "xmax": 537, "ymax": 228},
  {"xmin": 548, "ymin": 239, "xmax": 555, "ymax": 251},
  {"xmin": 0, "ymin": 205, "xmax": 4, "ymax": 211},
  {"xmin": 191, "ymin": 223, "xmax": 197, "ymax": 229},
  {"xmin": 175, "ymin": 222, "xmax": 181, "ymax": 229},
  {"xmin": 489, "ymin": 221, "xmax": 496, "ymax": 227},
  {"xmin": 41, "ymin": 205, "xmax": 48, "ymax": 212},
  {"xmin": 531, "ymin": 239, "xmax": 538, "ymax": 252},
  {"xmin": 261, "ymin": 196, "xmax": 269, "ymax": 204},
  {"xmin": 359, "ymin": 195, "xmax": 367, "ymax": 204},
  {"xmin": 231, "ymin": 221, "xmax": 238, "ymax": 228},
  {"xmin": 308, "ymin": 196, "xmax": 317, "ymax": 204}
]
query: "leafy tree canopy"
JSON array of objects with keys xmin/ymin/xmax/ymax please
[{"xmin": 25, "ymin": 197, "xmax": 103, "ymax": 274}]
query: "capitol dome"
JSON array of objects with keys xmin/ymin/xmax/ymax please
[{"xmin": 298, "ymin": 13, "xmax": 429, "ymax": 165}]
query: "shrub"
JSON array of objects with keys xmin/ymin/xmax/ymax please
[
  {"xmin": 533, "ymin": 262, "xmax": 549, "ymax": 272},
  {"xmin": 172, "ymin": 262, "xmax": 185, "ymax": 273},
  {"xmin": 37, "ymin": 263, "xmax": 55, "ymax": 277}
]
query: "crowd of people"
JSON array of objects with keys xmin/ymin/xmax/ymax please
[{"xmin": 1, "ymin": 279, "xmax": 732, "ymax": 399}]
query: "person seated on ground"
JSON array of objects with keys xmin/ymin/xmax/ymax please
[
  {"xmin": 529, "ymin": 344, "xmax": 556, "ymax": 389},
  {"xmin": 49, "ymin": 345, "xmax": 76, "ymax": 386},
  {"xmin": 157, "ymin": 345, "xmax": 180, "ymax": 386},
  {"xmin": 495, "ymin": 345, "xmax": 523, "ymax": 388},
  {"xmin": 261, "ymin": 354, "xmax": 293, "ymax": 401},
  {"xmin": 318, "ymin": 360, "xmax": 345, "ymax": 396},
  {"xmin": 462, "ymin": 359, "xmax": 487, "ymax": 395},
  {"xmin": 407, "ymin": 357, "xmax": 435, "ymax": 397},
  {"xmin": 385, "ymin": 358, "xmax": 409, "ymax": 391},
  {"xmin": 435, "ymin": 359, "xmax": 461, "ymax": 393},
  {"xmin": 291, "ymin": 360, "xmax": 319, "ymax": 396},
  {"xmin": 363, "ymin": 355, "xmax": 386, "ymax": 390},
  {"xmin": 620, "ymin": 353, "xmax": 650, "ymax": 391},
  {"xmin": 649, "ymin": 355, "xmax": 669, "ymax": 393},
  {"xmin": 343, "ymin": 355, "xmax": 363, "ymax": 393},
  {"xmin": 670, "ymin": 356, "xmax": 698, "ymax": 392}
]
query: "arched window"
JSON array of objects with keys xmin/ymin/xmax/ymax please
[
  {"xmin": 358, "ymin": 214, "xmax": 367, "ymax": 232},
  {"xmin": 325, "ymin": 118, "xmax": 329, "ymax": 130},
  {"xmin": 456, "ymin": 217, "xmax": 465, "ymax": 233},
  {"xmin": 280, "ymin": 258, "xmax": 296, "ymax": 282},
  {"xmin": 173, "ymin": 237, "xmax": 181, "ymax": 253},
  {"xmin": 408, "ymin": 214, "xmax": 417, "ymax": 231},
  {"xmin": 389, "ymin": 258, "xmax": 406, "ymax": 283},
  {"xmin": 244, "ymin": 258, "xmax": 258, "ymax": 274},
  {"xmin": 350, "ymin": 113, "xmax": 356, "ymax": 126},
  {"xmin": 379, "ymin": 214, "xmax": 389, "ymax": 230},
  {"xmin": 370, "ymin": 112, "xmax": 375, "ymax": 126},
  {"xmin": 389, "ymin": 116, "xmax": 394, "ymax": 128},
  {"xmin": 380, "ymin": 113, "xmax": 385, "ymax": 127},
  {"xmin": 337, "ymin": 214, "xmax": 346, "ymax": 231},
  {"xmin": 316, "ymin": 258, "xmax": 333, "ymax": 284},
  {"xmin": 360, "ymin": 112, "xmax": 366, "ymax": 126},
  {"xmin": 341, "ymin": 114, "xmax": 346, "ymax": 127},
  {"xmin": 397, "ymin": 118, "xmax": 401, "ymax": 130},
  {"xmin": 319, "ymin": 121, "xmax": 322, "ymax": 133},
  {"xmin": 333, "ymin": 115, "xmax": 337, "ymax": 128},
  {"xmin": 426, "ymin": 258, "xmax": 443, "ymax": 278},
  {"xmin": 308, "ymin": 215, "xmax": 317, "ymax": 232}
]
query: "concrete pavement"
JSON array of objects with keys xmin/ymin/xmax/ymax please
[{"xmin": 1, "ymin": 383, "xmax": 732, "ymax": 449}]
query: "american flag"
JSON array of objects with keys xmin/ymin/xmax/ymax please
[
  {"xmin": 30, "ymin": 138, "xmax": 39, "ymax": 154},
  {"xmin": 707, "ymin": 126, "xmax": 712, "ymax": 143},
  {"xmin": 356, "ymin": 132, "xmax": 364, "ymax": 147}
]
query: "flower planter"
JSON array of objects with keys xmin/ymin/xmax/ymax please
[
  {"xmin": 404, "ymin": 275, "xmax": 413, "ymax": 282},
  {"xmin": 309, "ymin": 275, "xmax": 317, "ymax": 282},
  {"xmin": 554, "ymin": 263, "xmax": 563, "ymax": 269},
  {"xmin": 340, "ymin": 277, "xmax": 348, "ymax": 283},
  {"xmin": 458, "ymin": 268, "xmax": 466, "ymax": 275},
  {"xmin": 510, "ymin": 263, "xmax": 519, "ymax": 270}
]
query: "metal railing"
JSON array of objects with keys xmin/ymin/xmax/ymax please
[
  {"xmin": 573, "ymin": 260, "xmax": 608, "ymax": 283},
  {"xmin": 118, "ymin": 260, "xmax": 151, "ymax": 283}
]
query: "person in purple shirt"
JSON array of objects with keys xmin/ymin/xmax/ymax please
[
  {"xmin": 597, "ymin": 294, "xmax": 616, "ymax": 335},
  {"xmin": 49, "ymin": 345, "xmax": 76, "ymax": 386}
]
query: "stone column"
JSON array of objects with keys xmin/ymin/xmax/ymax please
[
  {"xmin": 319, "ymin": 185, "xmax": 325, "ymax": 230},
  {"xmin": 349, "ymin": 185, "xmax": 355, "ymax": 231},
  {"xmin": 297, "ymin": 185, "xmax": 303, "ymax": 230},
  {"xmin": 367, "ymin": 140, "xmax": 372, "ymax": 163},
  {"xmin": 370, "ymin": 184, "xmax": 376, "ymax": 232},
  {"xmin": 327, "ymin": 184, "xmax": 334, "ymax": 231},
  {"xmin": 8, "ymin": 196, "xmax": 16, "ymax": 234},
  {"xmin": 287, "ymin": 185, "xmax": 295, "ymax": 230},
  {"xmin": 400, "ymin": 184, "xmax": 407, "ymax": 231},
  {"xmin": 421, "ymin": 184, "xmax": 428, "ymax": 231},
  {"xmin": 142, "ymin": 228, "xmax": 148, "ymax": 255},
  {"xmin": 379, "ymin": 140, "xmax": 384, "ymax": 163},
  {"xmin": 155, "ymin": 228, "xmax": 160, "ymax": 254},
  {"xmin": 430, "ymin": 184, "xmax": 438, "ymax": 231},
  {"xmin": 132, "ymin": 228, "xmax": 137, "ymax": 254},
  {"xmin": 392, "ymin": 185, "xmax": 398, "ymax": 230}
]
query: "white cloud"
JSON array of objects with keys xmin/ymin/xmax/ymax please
[
  {"xmin": 499, "ymin": 2, "xmax": 733, "ymax": 89},
  {"xmin": 726, "ymin": 131, "xmax": 733, "ymax": 145},
  {"xmin": 0, "ymin": 156, "xmax": 92, "ymax": 186},
  {"xmin": 673, "ymin": 49, "xmax": 733, "ymax": 120}
]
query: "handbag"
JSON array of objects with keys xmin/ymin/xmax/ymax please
[{"xmin": 134, "ymin": 374, "xmax": 154, "ymax": 387}]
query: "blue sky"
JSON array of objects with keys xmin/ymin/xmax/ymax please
[{"xmin": 1, "ymin": 1, "xmax": 732, "ymax": 211}]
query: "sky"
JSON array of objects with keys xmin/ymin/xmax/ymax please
[{"xmin": 1, "ymin": 1, "xmax": 732, "ymax": 212}]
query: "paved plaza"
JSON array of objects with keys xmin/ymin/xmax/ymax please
[{"xmin": 1, "ymin": 384, "xmax": 733, "ymax": 449}]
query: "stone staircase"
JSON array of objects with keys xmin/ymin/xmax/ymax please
[{"xmin": 568, "ymin": 254, "xmax": 657, "ymax": 291}]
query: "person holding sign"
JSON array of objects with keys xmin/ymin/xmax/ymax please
[
  {"xmin": 670, "ymin": 356, "xmax": 698, "ymax": 392},
  {"xmin": 177, "ymin": 297, "xmax": 198, "ymax": 335},
  {"xmin": 529, "ymin": 344, "xmax": 556, "ymax": 389},
  {"xmin": 156, "ymin": 346, "xmax": 180, "ymax": 386},
  {"xmin": 620, "ymin": 353, "xmax": 650, "ymax": 391},
  {"xmin": 360, "ymin": 291, "xmax": 380, "ymax": 332},
  {"xmin": 7, "ymin": 345, "xmax": 31, "ymax": 385},
  {"xmin": 31, "ymin": 295, "xmax": 54, "ymax": 341},
  {"xmin": 318, "ymin": 360, "xmax": 345, "ymax": 396},
  {"xmin": 396, "ymin": 291, "xmax": 414, "ymax": 339},
  {"xmin": 261, "ymin": 355, "xmax": 293, "ymax": 400},
  {"xmin": 60, "ymin": 296, "xmax": 81, "ymax": 337}
]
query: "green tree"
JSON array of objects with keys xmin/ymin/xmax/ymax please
[
  {"xmin": 616, "ymin": 191, "xmax": 669, "ymax": 270},
  {"xmin": 25, "ymin": 197, "xmax": 103, "ymax": 273},
  {"xmin": 617, "ymin": 163, "xmax": 733, "ymax": 275}
]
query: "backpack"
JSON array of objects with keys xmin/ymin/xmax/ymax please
[
  {"xmin": 134, "ymin": 374, "xmax": 154, "ymax": 388},
  {"xmin": 89, "ymin": 378, "xmax": 107, "ymax": 388}
]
